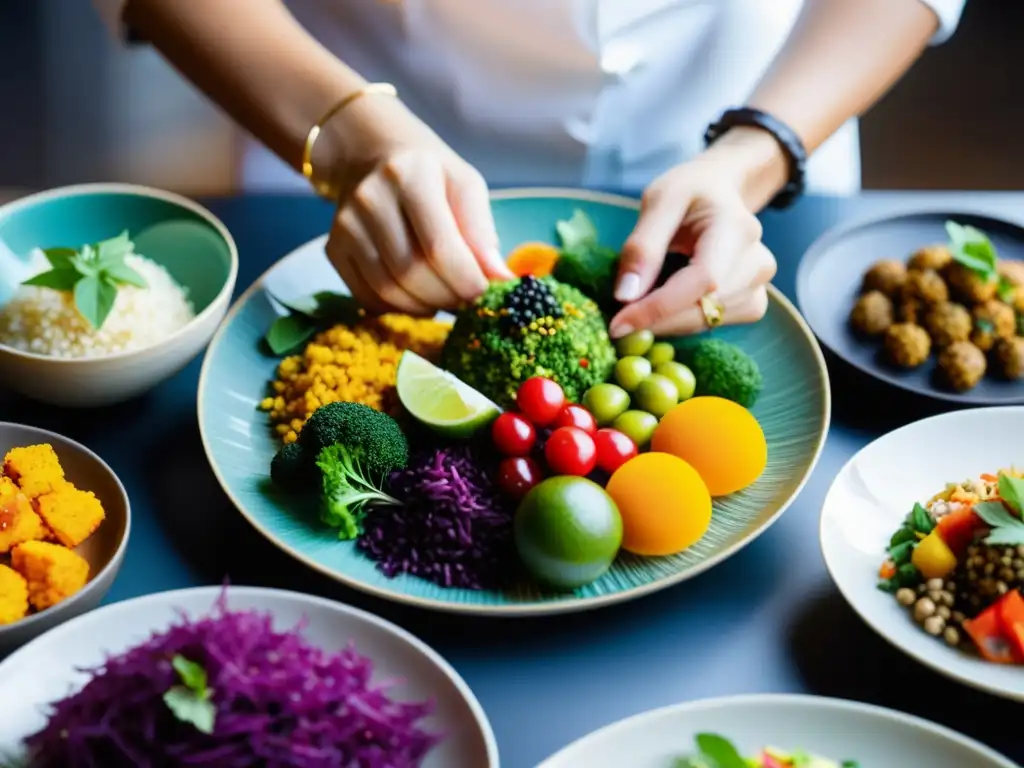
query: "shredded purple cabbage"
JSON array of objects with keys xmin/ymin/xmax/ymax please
[
  {"xmin": 357, "ymin": 445, "xmax": 516, "ymax": 590},
  {"xmin": 24, "ymin": 594, "xmax": 441, "ymax": 768}
]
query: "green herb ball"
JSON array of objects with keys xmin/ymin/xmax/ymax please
[
  {"xmin": 440, "ymin": 277, "xmax": 616, "ymax": 408},
  {"xmin": 681, "ymin": 338, "xmax": 763, "ymax": 408}
]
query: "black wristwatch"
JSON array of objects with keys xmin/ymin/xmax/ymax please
[{"xmin": 703, "ymin": 107, "xmax": 807, "ymax": 210}]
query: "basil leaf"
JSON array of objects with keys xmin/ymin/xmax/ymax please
[
  {"xmin": 555, "ymin": 209, "xmax": 599, "ymax": 251},
  {"xmin": 268, "ymin": 292, "xmax": 319, "ymax": 318},
  {"xmin": 22, "ymin": 267, "xmax": 80, "ymax": 291},
  {"xmin": 998, "ymin": 474, "xmax": 1024, "ymax": 514},
  {"xmin": 889, "ymin": 525, "xmax": 918, "ymax": 547},
  {"xmin": 694, "ymin": 733, "xmax": 747, "ymax": 768},
  {"xmin": 984, "ymin": 527, "xmax": 1024, "ymax": 546},
  {"xmin": 897, "ymin": 562, "xmax": 922, "ymax": 587},
  {"xmin": 311, "ymin": 291, "xmax": 363, "ymax": 325},
  {"xmin": 74, "ymin": 274, "xmax": 118, "ymax": 329},
  {"xmin": 172, "ymin": 654, "xmax": 208, "ymax": 694},
  {"xmin": 42, "ymin": 247, "xmax": 78, "ymax": 271},
  {"xmin": 163, "ymin": 686, "xmax": 216, "ymax": 735},
  {"xmin": 265, "ymin": 314, "xmax": 317, "ymax": 356},
  {"xmin": 889, "ymin": 540, "xmax": 915, "ymax": 566},
  {"xmin": 911, "ymin": 502, "xmax": 935, "ymax": 534},
  {"xmin": 101, "ymin": 261, "xmax": 148, "ymax": 289},
  {"xmin": 975, "ymin": 499, "xmax": 1020, "ymax": 528},
  {"xmin": 96, "ymin": 230, "xmax": 132, "ymax": 263}
]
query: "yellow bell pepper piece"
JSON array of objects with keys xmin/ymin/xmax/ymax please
[{"xmin": 911, "ymin": 530, "xmax": 958, "ymax": 580}]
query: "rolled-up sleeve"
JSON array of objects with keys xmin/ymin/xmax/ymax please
[
  {"xmin": 917, "ymin": 0, "xmax": 967, "ymax": 44},
  {"xmin": 92, "ymin": 0, "xmax": 128, "ymax": 40}
]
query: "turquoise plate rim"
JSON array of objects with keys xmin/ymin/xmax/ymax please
[{"xmin": 197, "ymin": 187, "xmax": 832, "ymax": 617}]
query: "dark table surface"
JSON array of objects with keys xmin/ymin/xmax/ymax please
[{"xmin": 3, "ymin": 190, "xmax": 1024, "ymax": 768}]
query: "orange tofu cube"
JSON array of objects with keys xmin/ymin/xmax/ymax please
[
  {"xmin": 0, "ymin": 476, "xmax": 49, "ymax": 554},
  {"xmin": 4, "ymin": 444, "xmax": 66, "ymax": 499},
  {"xmin": 0, "ymin": 564, "xmax": 29, "ymax": 625},
  {"xmin": 35, "ymin": 485, "xmax": 105, "ymax": 548},
  {"xmin": 11, "ymin": 541, "xmax": 89, "ymax": 611}
]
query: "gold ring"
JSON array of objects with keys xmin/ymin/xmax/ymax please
[{"xmin": 699, "ymin": 293, "xmax": 724, "ymax": 328}]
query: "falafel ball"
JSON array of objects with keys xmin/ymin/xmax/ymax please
[
  {"xmin": 970, "ymin": 299, "xmax": 1016, "ymax": 352},
  {"xmin": 923, "ymin": 301, "xmax": 972, "ymax": 347},
  {"xmin": 943, "ymin": 261, "xmax": 998, "ymax": 304},
  {"xmin": 997, "ymin": 260, "xmax": 1024, "ymax": 312},
  {"xmin": 900, "ymin": 268, "xmax": 949, "ymax": 305},
  {"xmin": 908, "ymin": 244, "xmax": 953, "ymax": 272},
  {"xmin": 994, "ymin": 337, "xmax": 1024, "ymax": 380},
  {"xmin": 849, "ymin": 290, "xmax": 894, "ymax": 337},
  {"xmin": 884, "ymin": 323, "xmax": 931, "ymax": 368},
  {"xmin": 861, "ymin": 259, "xmax": 907, "ymax": 298},
  {"xmin": 937, "ymin": 340, "xmax": 987, "ymax": 392}
]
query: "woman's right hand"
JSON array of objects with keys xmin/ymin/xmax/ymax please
[{"xmin": 322, "ymin": 95, "xmax": 512, "ymax": 316}]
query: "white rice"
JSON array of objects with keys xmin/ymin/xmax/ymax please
[{"xmin": 0, "ymin": 253, "xmax": 195, "ymax": 358}]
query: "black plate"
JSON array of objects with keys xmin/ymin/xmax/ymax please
[{"xmin": 796, "ymin": 208, "xmax": 1024, "ymax": 405}]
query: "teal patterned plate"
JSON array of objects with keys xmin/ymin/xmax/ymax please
[{"xmin": 198, "ymin": 189, "xmax": 830, "ymax": 616}]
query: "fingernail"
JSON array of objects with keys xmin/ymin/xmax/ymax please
[
  {"xmin": 609, "ymin": 320, "xmax": 634, "ymax": 339},
  {"xmin": 615, "ymin": 272, "xmax": 641, "ymax": 302}
]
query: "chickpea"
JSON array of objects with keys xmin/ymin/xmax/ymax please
[
  {"xmin": 936, "ymin": 605, "xmax": 952, "ymax": 620},
  {"xmin": 913, "ymin": 597, "xmax": 937, "ymax": 622},
  {"xmin": 943, "ymin": 626, "xmax": 961, "ymax": 647},
  {"xmin": 926, "ymin": 578, "xmax": 945, "ymax": 592},
  {"xmin": 940, "ymin": 591, "xmax": 955, "ymax": 607},
  {"xmin": 923, "ymin": 615, "xmax": 946, "ymax": 636},
  {"xmin": 896, "ymin": 588, "xmax": 916, "ymax": 607}
]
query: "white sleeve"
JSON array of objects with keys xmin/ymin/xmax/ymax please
[
  {"xmin": 916, "ymin": 0, "xmax": 966, "ymax": 44},
  {"xmin": 92, "ymin": 0, "xmax": 128, "ymax": 41}
]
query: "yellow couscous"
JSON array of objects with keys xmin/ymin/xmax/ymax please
[{"xmin": 260, "ymin": 314, "xmax": 451, "ymax": 444}]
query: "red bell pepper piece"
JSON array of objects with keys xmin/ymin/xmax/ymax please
[
  {"xmin": 963, "ymin": 594, "xmax": 1024, "ymax": 664},
  {"xmin": 935, "ymin": 507, "xmax": 985, "ymax": 556},
  {"xmin": 997, "ymin": 589, "xmax": 1024, "ymax": 658}
]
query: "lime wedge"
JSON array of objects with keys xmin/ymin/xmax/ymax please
[{"xmin": 396, "ymin": 351, "xmax": 501, "ymax": 438}]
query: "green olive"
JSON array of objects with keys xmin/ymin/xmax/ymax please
[
  {"xmin": 582, "ymin": 383, "xmax": 631, "ymax": 426},
  {"xmin": 616, "ymin": 329, "xmax": 655, "ymax": 357},
  {"xmin": 612, "ymin": 410, "xmax": 659, "ymax": 449},
  {"xmin": 614, "ymin": 356, "xmax": 653, "ymax": 392},
  {"xmin": 634, "ymin": 374, "xmax": 679, "ymax": 418},
  {"xmin": 646, "ymin": 342, "xmax": 675, "ymax": 366},
  {"xmin": 654, "ymin": 361, "xmax": 696, "ymax": 401}
]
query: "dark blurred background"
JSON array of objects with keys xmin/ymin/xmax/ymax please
[{"xmin": 0, "ymin": 0, "xmax": 1021, "ymax": 197}]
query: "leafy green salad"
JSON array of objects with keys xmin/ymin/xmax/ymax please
[{"xmin": 673, "ymin": 733, "xmax": 859, "ymax": 768}]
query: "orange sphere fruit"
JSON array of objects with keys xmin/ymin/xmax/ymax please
[
  {"xmin": 651, "ymin": 396, "xmax": 767, "ymax": 497},
  {"xmin": 605, "ymin": 452, "xmax": 712, "ymax": 556}
]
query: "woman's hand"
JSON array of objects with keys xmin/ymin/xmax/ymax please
[
  {"xmin": 608, "ymin": 128, "xmax": 785, "ymax": 339},
  {"xmin": 324, "ymin": 97, "xmax": 512, "ymax": 316}
]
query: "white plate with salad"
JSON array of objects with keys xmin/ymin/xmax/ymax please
[
  {"xmin": 821, "ymin": 406, "xmax": 1024, "ymax": 701},
  {"xmin": 536, "ymin": 694, "xmax": 1016, "ymax": 768}
]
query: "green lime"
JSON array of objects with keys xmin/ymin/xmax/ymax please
[
  {"xmin": 616, "ymin": 329, "xmax": 655, "ymax": 357},
  {"xmin": 646, "ymin": 342, "xmax": 675, "ymax": 366},
  {"xmin": 396, "ymin": 350, "xmax": 500, "ymax": 438},
  {"xmin": 614, "ymin": 356, "xmax": 652, "ymax": 392},
  {"xmin": 514, "ymin": 476, "xmax": 623, "ymax": 590},
  {"xmin": 634, "ymin": 373, "xmax": 679, "ymax": 418},
  {"xmin": 582, "ymin": 383, "xmax": 630, "ymax": 426},
  {"xmin": 612, "ymin": 410, "xmax": 659, "ymax": 449},
  {"xmin": 654, "ymin": 361, "xmax": 696, "ymax": 401}
]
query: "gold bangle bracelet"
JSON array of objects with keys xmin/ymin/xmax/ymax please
[{"xmin": 301, "ymin": 82, "xmax": 398, "ymax": 200}]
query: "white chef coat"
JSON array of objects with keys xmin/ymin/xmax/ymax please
[{"xmin": 97, "ymin": 0, "xmax": 965, "ymax": 196}]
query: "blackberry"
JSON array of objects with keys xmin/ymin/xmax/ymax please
[{"xmin": 500, "ymin": 276, "xmax": 563, "ymax": 333}]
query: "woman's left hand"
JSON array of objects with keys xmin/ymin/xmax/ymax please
[{"xmin": 608, "ymin": 136, "xmax": 781, "ymax": 340}]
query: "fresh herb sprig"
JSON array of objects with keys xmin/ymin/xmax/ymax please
[
  {"xmin": 264, "ymin": 290, "xmax": 363, "ymax": 356},
  {"xmin": 22, "ymin": 230, "xmax": 148, "ymax": 330},
  {"xmin": 972, "ymin": 473, "xmax": 1024, "ymax": 546},
  {"xmin": 671, "ymin": 733, "xmax": 858, "ymax": 768},
  {"xmin": 878, "ymin": 502, "xmax": 933, "ymax": 593},
  {"xmin": 945, "ymin": 220, "xmax": 1015, "ymax": 303},
  {"xmin": 163, "ymin": 654, "xmax": 216, "ymax": 735}
]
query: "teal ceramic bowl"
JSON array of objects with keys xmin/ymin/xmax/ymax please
[
  {"xmin": 0, "ymin": 183, "xmax": 238, "ymax": 407},
  {"xmin": 198, "ymin": 188, "xmax": 830, "ymax": 616}
]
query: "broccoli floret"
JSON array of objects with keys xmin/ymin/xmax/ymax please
[
  {"xmin": 680, "ymin": 338, "xmax": 763, "ymax": 408},
  {"xmin": 315, "ymin": 444, "xmax": 399, "ymax": 540},
  {"xmin": 270, "ymin": 441, "xmax": 313, "ymax": 490},
  {"xmin": 299, "ymin": 401, "xmax": 409, "ymax": 477}
]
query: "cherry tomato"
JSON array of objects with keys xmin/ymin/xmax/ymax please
[
  {"xmin": 544, "ymin": 426, "xmax": 597, "ymax": 476},
  {"xmin": 491, "ymin": 412, "xmax": 536, "ymax": 456},
  {"xmin": 594, "ymin": 428, "xmax": 639, "ymax": 473},
  {"xmin": 552, "ymin": 404, "xmax": 598, "ymax": 435},
  {"xmin": 516, "ymin": 377, "xmax": 566, "ymax": 426},
  {"xmin": 497, "ymin": 456, "xmax": 543, "ymax": 498}
]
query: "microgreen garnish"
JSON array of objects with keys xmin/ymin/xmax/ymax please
[
  {"xmin": 263, "ymin": 290, "xmax": 363, "ymax": 356},
  {"xmin": 21, "ymin": 231, "xmax": 147, "ymax": 330},
  {"xmin": 163, "ymin": 654, "xmax": 216, "ymax": 735},
  {"xmin": 945, "ymin": 219, "xmax": 1015, "ymax": 302}
]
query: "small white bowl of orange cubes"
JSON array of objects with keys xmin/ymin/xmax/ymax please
[{"xmin": 0, "ymin": 423, "xmax": 130, "ymax": 656}]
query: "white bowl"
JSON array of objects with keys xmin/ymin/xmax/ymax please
[
  {"xmin": 0, "ymin": 586, "xmax": 499, "ymax": 766},
  {"xmin": 537, "ymin": 694, "xmax": 1016, "ymax": 767},
  {"xmin": 821, "ymin": 406, "xmax": 1024, "ymax": 701},
  {"xmin": 0, "ymin": 183, "xmax": 238, "ymax": 407}
]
